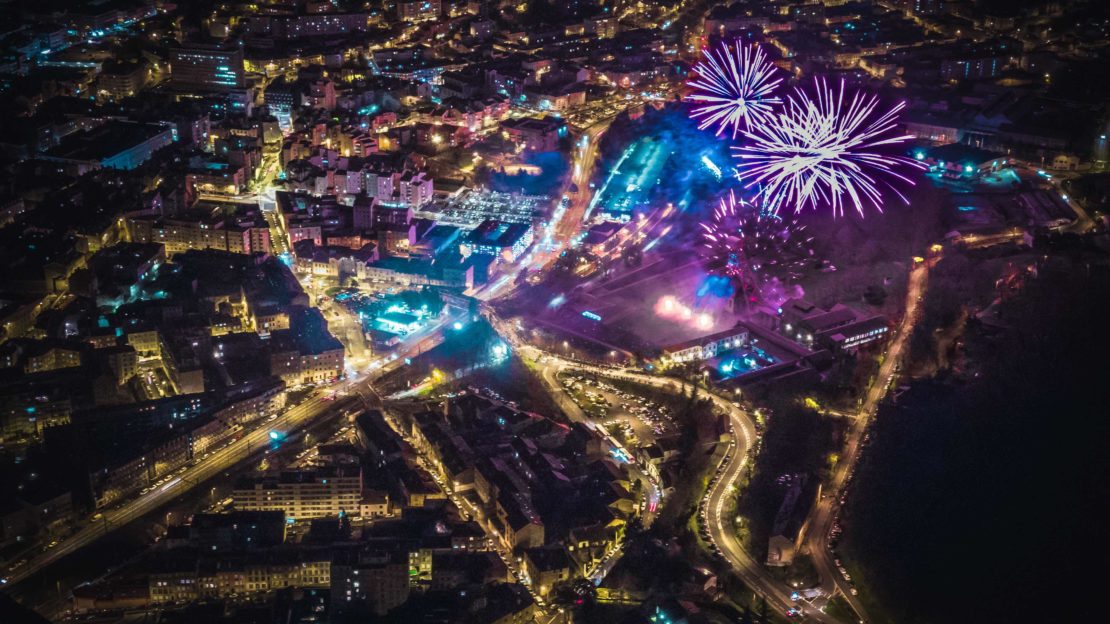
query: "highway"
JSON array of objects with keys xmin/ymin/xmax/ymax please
[
  {"xmin": 557, "ymin": 121, "xmax": 611, "ymax": 243},
  {"xmin": 698, "ymin": 402, "xmax": 834, "ymax": 623}
]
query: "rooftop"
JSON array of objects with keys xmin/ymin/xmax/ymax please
[{"xmin": 44, "ymin": 121, "xmax": 171, "ymax": 163}]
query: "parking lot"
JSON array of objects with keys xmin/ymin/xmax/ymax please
[{"xmin": 557, "ymin": 371, "xmax": 676, "ymax": 449}]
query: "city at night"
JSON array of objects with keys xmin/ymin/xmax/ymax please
[{"xmin": 0, "ymin": 0, "xmax": 1108, "ymax": 623}]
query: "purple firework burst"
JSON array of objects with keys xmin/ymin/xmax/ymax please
[{"xmin": 700, "ymin": 192, "xmax": 817, "ymax": 296}]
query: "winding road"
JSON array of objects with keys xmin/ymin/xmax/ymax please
[{"xmin": 487, "ymin": 309, "xmax": 837, "ymax": 622}]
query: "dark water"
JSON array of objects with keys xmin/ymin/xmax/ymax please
[{"xmin": 840, "ymin": 261, "xmax": 1110, "ymax": 624}]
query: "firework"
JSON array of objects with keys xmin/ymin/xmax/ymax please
[
  {"xmin": 687, "ymin": 40, "xmax": 783, "ymax": 138},
  {"xmin": 733, "ymin": 78, "xmax": 925, "ymax": 217},
  {"xmin": 700, "ymin": 192, "xmax": 816, "ymax": 296}
]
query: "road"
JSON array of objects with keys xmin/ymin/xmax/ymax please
[
  {"xmin": 801, "ymin": 261, "xmax": 932, "ymax": 623},
  {"xmin": 699, "ymin": 403, "xmax": 835, "ymax": 622},
  {"xmin": 486, "ymin": 296, "xmax": 850, "ymax": 621},
  {"xmin": 487, "ymin": 310, "xmax": 829, "ymax": 620},
  {"xmin": 557, "ymin": 121, "xmax": 611, "ymax": 243},
  {"xmin": 468, "ymin": 120, "xmax": 612, "ymax": 303},
  {"xmin": 1, "ymin": 393, "xmax": 354, "ymax": 587},
  {"xmin": 596, "ymin": 365, "xmax": 832, "ymax": 622},
  {"xmin": 549, "ymin": 264, "xmax": 935, "ymax": 624},
  {"xmin": 1, "ymin": 314, "xmax": 457, "ymax": 590}
]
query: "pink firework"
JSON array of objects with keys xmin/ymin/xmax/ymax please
[
  {"xmin": 687, "ymin": 40, "xmax": 783, "ymax": 139},
  {"xmin": 733, "ymin": 78, "xmax": 926, "ymax": 218}
]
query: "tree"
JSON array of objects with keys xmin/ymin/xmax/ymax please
[{"xmin": 862, "ymin": 283, "xmax": 885, "ymax": 306}]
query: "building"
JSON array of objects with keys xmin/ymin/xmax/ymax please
[
  {"xmin": 268, "ymin": 331, "xmax": 344, "ymax": 386},
  {"xmin": 232, "ymin": 466, "xmax": 362, "ymax": 521},
  {"xmin": 267, "ymin": 307, "xmax": 344, "ymax": 384},
  {"xmin": 170, "ymin": 44, "xmax": 245, "ymax": 91},
  {"xmin": 462, "ymin": 583, "xmax": 536, "ymax": 623},
  {"xmin": 148, "ymin": 548, "xmax": 331, "ymax": 604},
  {"xmin": 331, "ymin": 547, "xmax": 411, "ymax": 616},
  {"xmin": 398, "ymin": 171, "xmax": 434, "ymax": 208},
  {"xmin": 495, "ymin": 492, "xmax": 544, "ymax": 551},
  {"xmin": 128, "ymin": 205, "xmax": 273, "ymax": 257},
  {"xmin": 397, "ymin": 0, "xmax": 441, "ymax": 22},
  {"xmin": 913, "ymin": 143, "xmax": 1006, "ymax": 180},
  {"xmin": 305, "ymin": 79, "xmax": 336, "ymax": 111},
  {"xmin": 41, "ymin": 121, "xmax": 176, "ymax": 175},
  {"xmin": 359, "ymin": 255, "xmax": 475, "ymax": 289},
  {"xmin": 583, "ymin": 220, "xmax": 630, "ymax": 257},
  {"xmin": 499, "ymin": 116, "xmax": 565, "ymax": 152},
  {"xmin": 522, "ymin": 546, "xmax": 574, "ymax": 596},
  {"xmin": 22, "ymin": 343, "xmax": 83, "ymax": 374},
  {"xmin": 361, "ymin": 167, "xmax": 435, "ymax": 209},
  {"xmin": 0, "ymin": 488, "xmax": 74, "ymax": 549},
  {"xmin": 100, "ymin": 345, "xmax": 138, "ymax": 384},
  {"xmin": 243, "ymin": 13, "xmax": 372, "ymax": 39},
  {"xmin": 97, "ymin": 60, "xmax": 150, "ymax": 100},
  {"xmin": 661, "ymin": 325, "xmax": 750, "ymax": 364},
  {"xmin": 186, "ymin": 162, "xmax": 249, "ymax": 198},
  {"xmin": 937, "ymin": 39, "xmax": 1021, "ymax": 83},
  {"xmin": 779, "ymin": 299, "xmax": 888, "ymax": 352},
  {"xmin": 459, "ymin": 220, "xmax": 534, "ymax": 263},
  {"xmin": 187, "ymin": 511, "xmax": 287, "ymax": 551}
]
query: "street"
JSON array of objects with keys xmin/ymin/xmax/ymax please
[
  {"xmin": 1, "ymin": 313, "xmax": 457, "ymax": 590},
  {"xmin": 801, "ymin": 261, "xmax": 932, "ymax": 623}
]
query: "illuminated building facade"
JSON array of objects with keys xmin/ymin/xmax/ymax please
[
  {"xmin": 232, "ymin": 467, "xmax": 362, "ymax": 521},
  {"xmin": 170, "ymin": 45, "xmax": 245, "ymax": 91}
]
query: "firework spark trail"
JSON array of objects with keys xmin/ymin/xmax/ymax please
[
  {"xmin": 687, "ymin": 40, "xmax": 783, "ymax": 139},
  {"xmin": 700, "ymin": 192, "xmax": 817, "ymax": 297},
  {"xmin": 733, "ymin": 78, "xmax": 925, "ymax": 217}
]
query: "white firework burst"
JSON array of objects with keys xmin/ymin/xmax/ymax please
[
  {"xmin": 733, "ymin": 78, "xmax": 926, "ymax": 218},
  {"xmin": 687, "ymin": 40, "xmax": 783, "ymax": 139}
]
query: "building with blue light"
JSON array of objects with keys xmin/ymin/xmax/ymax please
[
  {"xmin": 913, "ymin": 143, "xmax": 1005, "ymax": 180},
  {"xmin": 41, "ymin": 121, "xmax": 177, "ymax": 175}
]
